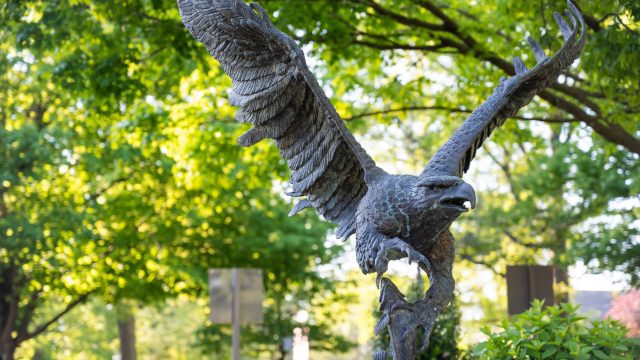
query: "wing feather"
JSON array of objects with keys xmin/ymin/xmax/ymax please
[
  {"xmin": 228, "ymin": 74, "xmax": 295, "ymax": 110},
  {"xmin": 178, "ymin": 0, "xmax": 383, "ymax": 238},
  {"xmin": 422, "ymin": 1, "xmax": 586, "ymax": 178},
  {"xmin": 237, "ymin": 103, "xmax": 299, "ymax": 145},
  {"xmin": 288, "ymin": 122, "xmax": 334, "ymax": 171},
  {"xmin": 236, "ymin": 82, "xmax": 306, "ymax": 124},
  {"xmin": 231, "ymin": 74, "xmax": 288, "ymax": 96},
  {"xmin": 308, "ymin": 161, "xmax": 355, "ymax": 202}
]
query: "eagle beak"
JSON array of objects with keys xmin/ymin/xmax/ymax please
[
  {"xmin": 460, "ymin": 182, "xmax": 476, "ymax": 209},
  {"xmin": 438, "ymin": 182, "xmax": 476, "ymax": 211}
]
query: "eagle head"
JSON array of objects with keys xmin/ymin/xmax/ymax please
[{"xmin": 410, "ymin": 175, "xmax": 476, "ymax": 223}]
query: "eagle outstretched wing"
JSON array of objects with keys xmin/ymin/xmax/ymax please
[
  {"xmin": 178, "ymin": 0, "xmax": 382, "ymax": 239},
  {"xmin": 422, "ymin": 1, "xmax": 586, "ymax": 178}
]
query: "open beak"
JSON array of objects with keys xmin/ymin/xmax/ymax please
[{"xmin": 438, "ymin": 182, "xmax": 476, "ymax": 212}]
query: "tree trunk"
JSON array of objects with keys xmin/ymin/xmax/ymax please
[
  {"xmin": 0, "ymin": 343, "xmax": 16, "ymax": 360},
  {"xmin": 0, "ymin": 266, "xmax": 17, "ymax": 360},
  {"xmin": 116, "ymin": 301, "xmax": 137, "ymax": 360}
]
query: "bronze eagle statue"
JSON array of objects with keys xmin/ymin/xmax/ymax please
[{"xmin": 177, "ymin": 0, "xmax": 585, "ymax": 358}]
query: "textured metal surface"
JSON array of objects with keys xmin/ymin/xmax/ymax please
[{"xmin": 177, "ymin": 0, "xmax": 586, "ymax": 358}]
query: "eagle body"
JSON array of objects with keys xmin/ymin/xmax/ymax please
[{"xmin": 356, "ymin": 173, "xmax": 475, "ymax": 274}]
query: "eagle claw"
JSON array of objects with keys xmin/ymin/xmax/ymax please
[{"xmin": 373, "ymin": 237, "xmax": 431, "ymax": 287}]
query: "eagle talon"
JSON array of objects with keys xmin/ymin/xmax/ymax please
[
  {"xmin": 373, "ymin": 237, "xmax": 430, "ymax": 278},
  {"xmin": 376, "ymin": 271, "xmax": 384, "ymax": 289}
]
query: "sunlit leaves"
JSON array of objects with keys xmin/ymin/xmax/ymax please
[{"xmin": 1, "ymin": 0, "xmax": 348, "ymax": 355}]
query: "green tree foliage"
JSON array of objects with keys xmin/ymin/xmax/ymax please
[
  {"xmin": 472, "ymin": 300, "xmax": 640, "ymax": 359},
  {"xmin": 457, "ymin": 133, "xmax": 639, "ymax": 285},
  {"xmin": 1, "ymin": 1, "xmax": 350, "ymax": 358},
  {"xmin": 15, "ymin": 298, "xmax": 209, "ymax": 359}
]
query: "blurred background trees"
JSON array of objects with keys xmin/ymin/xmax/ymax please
[{"xmin": 1, "ymin": 0, "xmax": 638, "ymax": 359}]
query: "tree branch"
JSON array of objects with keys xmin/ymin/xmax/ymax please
[
  {"xmin": 356, "ymin": 0, "xmax": 446, "ymax": 31},
  {"xmin": 87, "ymin": 174, "xmax": 134, "ymax": 201},
  {"xmin": 352, "ymin": 39, "xmax": 456, "ymax": 52},
  {"xmin": 538, "ymin": 90, "xmax": 640, "ymax": 153},
  {"xmin": 23, "ymin": 291, "xmax": 94, "ymax": 342},
  {"xmin": 413, "ymin": 0, "xmax": 458, "ymax": 29},
  {"xmin": 458, "ymin": 253, "xmax": 505, "ymax": 278},
  {"xmin": 550, "ymin": 83, "xmax": 601, "ymax": 115},
  {"xmin": 350, "ymin": 0, "xmax": 468, "ymax": 52},
  {"xmin": 580, "ymin": 10, "xmax": 601, "ymax": 32},
  {"xmin": 346, "ymin": 0, "xmax": 640, "ymax": 154},
  {"xmin": 424, "ymin": 1, "xmax": 516, "ymax": 42},
  {"xmin": 344, "ymin": 105, "xmax": 578, "ymax": 123},
  {"xmin": 503, "ymin": 230, "xmax": 540, "ymax": 249},
  {"xmin": 135, "ymin": 12, "xmax": 169, "ymax": 23},
  {"xmin": 137, "ymin": 46, "xmax": 167, "ymax": 63},
  {"xmin": 485, "ymin": 147, "xmax": 521, "ymax": 202},
  {"xmin": 15, "ymin": 291, "xmax": 40, "ymax": 343},
  {"xmin": 597, "ymin": 12, "xmax": 639, "ymax": 36},
  {"xmin": 352, "ymin": 28, "xmax": 408, "ymax": 42}
]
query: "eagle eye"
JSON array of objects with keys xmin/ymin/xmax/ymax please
[
  {"xmin": 422, "ymin": 183, "xmax": 449, "ymax": 191},
  {"xmin": 417, "ymin": 176, "xmax": 460, "ymax": 191}
]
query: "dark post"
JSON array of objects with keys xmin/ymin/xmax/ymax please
[{"xmin": 506, "ymin": 265, "xmax": 556, "ymax": 315}]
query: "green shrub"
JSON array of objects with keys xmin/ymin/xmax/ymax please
[{"xmin": 472, "ymin": 300, "xmax": 640, "ymax": 360}]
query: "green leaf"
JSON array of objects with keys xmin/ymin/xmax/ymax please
[
  {"xmin": 541, "ymin": 347, "xmax": 558, "ymax": 359},
  {"xmin": 592, "ymin": 349, "xmax": 609, "ymax": 360}
]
